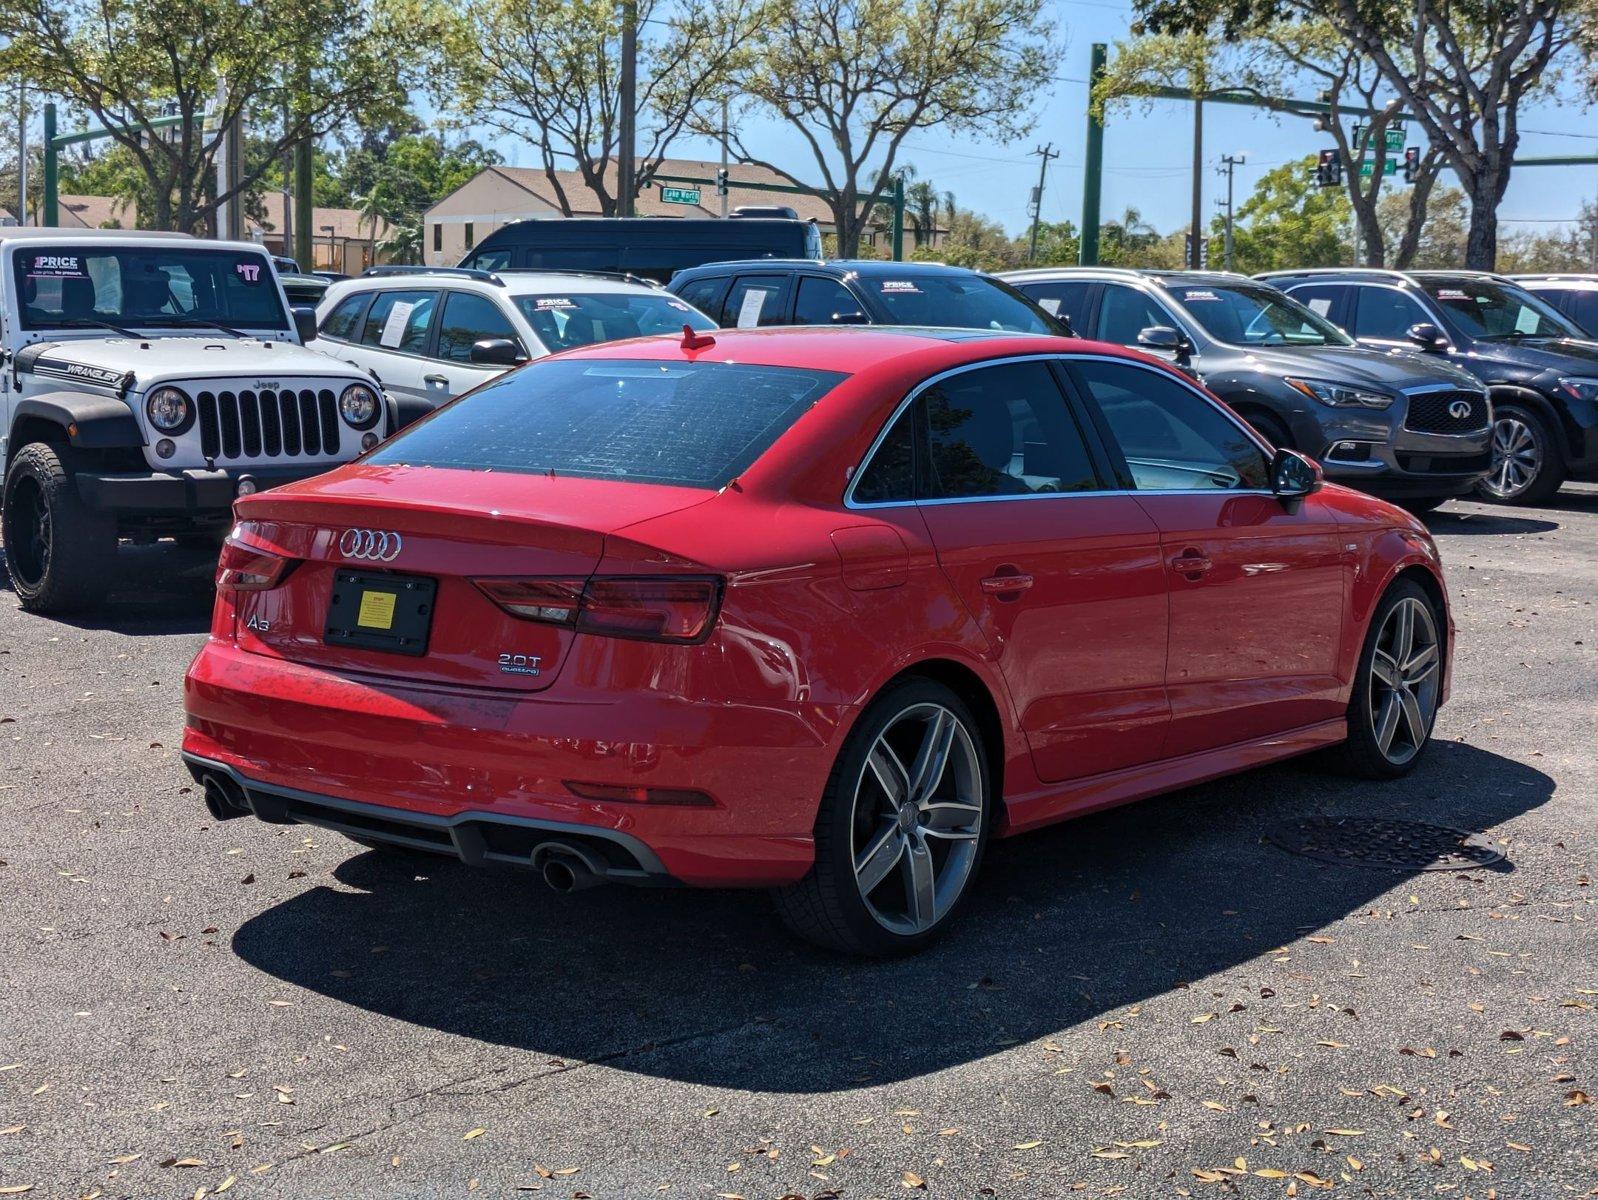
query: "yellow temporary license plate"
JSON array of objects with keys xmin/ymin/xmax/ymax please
[{"xmin": 357, "ymin": 589, "xmax": 397, "ymax": 630}]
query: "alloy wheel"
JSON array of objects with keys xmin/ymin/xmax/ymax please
[
  {"xmin": 8, "ymin": 475, "xmax": 51, "ymax": 587},
  {"xmin": 1368, "ymin": 597, "xmax": 1440, "ymax": 766},
  {"xmin": 849, "ymin": 703, "xmax": 984, "ymax": 935},
  {"xmin": 1484, "ymin": 415, "xmax": 1541, "ymax": 499}
]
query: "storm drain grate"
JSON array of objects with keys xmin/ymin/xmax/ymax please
[{"xmin": 1265, "ymin": 817, "xmax": 1507, "ymax": 872}]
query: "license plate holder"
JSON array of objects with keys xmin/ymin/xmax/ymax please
[{"xmin": 324, "ymin": 570, "xmax": 437, "ymax": 657}]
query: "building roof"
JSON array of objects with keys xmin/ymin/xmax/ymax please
[
  {"xmin": 249, "ymin": 194, "xmax": 389, "ymax": 241},
  {"xmin": 428, "ymin": 159, "xmax": 890, "ymax": 229},
  {"xmin": 57, "ymin": 193, "xmax": 134, "ymax": 229}
]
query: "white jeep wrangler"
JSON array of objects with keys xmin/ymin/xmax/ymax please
[{"xmin": 0, "ymin": 231, "xmax": 390, "ymax": 613}]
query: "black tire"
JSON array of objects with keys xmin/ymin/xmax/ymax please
[
  {"xmin": 1243, "ymin": 410, "xmax": 1293, "ymax": 450},
  {"xmin": 1399, "ymin": 496, "xmax": 1448, "ymax": 516},
  {"xmin": 1476, "ymin": 404, "xmax": 1566, "ymax": 505},
  {"xmin": 773, "ymin": 677, "xmax": 993, "ymax": 956},
  {"xmin": 2, "ymin": 442, "xmax": 116, "ymax": 613},
  {"xmin": 1326, "ymin": 579, "xmax": 1442, "ymax": 780}
]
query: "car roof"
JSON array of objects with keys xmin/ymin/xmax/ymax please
[
  {"xmin": 0, "ymin": 228, "xmax": 194, "ymax": 245},
  {"xmin": 321, "ymin": 269, "xmax": 666, "ymax": 305},
  {"xmin": 675, "ymin": 259, "xmax": 989, "ymax": 279},
  {"xmin": 1514, "ymin": 274, "xmax": 1598, "ymax": 287},
  {"xmin": 1000, "ymin": 266, "xmax": 1261, "ymax": 288}
]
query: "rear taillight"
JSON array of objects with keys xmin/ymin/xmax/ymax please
[
  {"xmin": 217, "ymin": 537, "xmax": 295, "ymax": 591},
  {"xmin": 474, "ymin": 575, "xmax": 721, "ymax": 644}
]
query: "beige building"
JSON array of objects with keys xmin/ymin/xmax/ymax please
[{"xmin": 424, "ymin": 159, "xmax": 904, "ymax": 267}]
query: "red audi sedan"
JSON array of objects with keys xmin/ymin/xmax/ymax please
[{"xmin": 183, "ymin": 326, "xmax": 1452, "ymax": 955}]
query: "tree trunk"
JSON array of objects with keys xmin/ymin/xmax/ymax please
[
  {"xmin": 1353, "ymin": 202, "xmax": 1385, "ymax": 268},
  {"xmin": 1392, "ymin": 167, "xmax": 1441, "ymax": 270},
  {"xmin": 832, "ymin": 190, "xmax": 861, "ymax": 257},
  {"xmin": 1463, "ymin": 170, "xmax": 1503, "ymax": 270}
]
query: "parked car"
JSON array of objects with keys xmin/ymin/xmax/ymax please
[
  {"xmin": 311, "ymin": 270, "xmax": 351, "ymax": 284},
  {"xmin": 182, "ymin": 325, "xmax": 1451, "ymax": 955},
  {"xmin": 669, "ymin": 260, "xmax": 1068, "ymax": 335},
  {"xmin": 458, "ymin": 215, "xmax": 823, "ymax": 283},
  {"xmin": 1002, "ymin": 268, "xmax": 1491, "ymax": 512},
  {"xmin": 1262, "ymin": 268, "xmax": 1598, "ymax": 504},
  {"xmin": 1512, "ymin": 274, "xmax": 1598, "ymax": 337},
  {"xmin": 308, "ymin": 266, "xmax": 718, "ymax": 424},
  {"xmin": 267, "ymin": 255, "xmax": 330, "ymax": 307},
  {"xmin": 0, "ymin": 230, "xmax": 394, "ymax": 612}
]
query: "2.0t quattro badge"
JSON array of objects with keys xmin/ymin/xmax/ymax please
[{"xmin": 337, "ymin": 528, "xmax": 403, "ymax": 562}]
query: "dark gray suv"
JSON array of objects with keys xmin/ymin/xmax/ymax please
[{"xmin": 1001, "ymin": 268, "xmax": 1492, "ymax": 511}]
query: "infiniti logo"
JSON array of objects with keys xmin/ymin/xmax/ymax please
[
  {"xmin": 1448, "ymin": 399, "xmax": 1473, "ymax": 420},
  {"xmin": 338, "ymin": 528, "xmax": 403, "ymax": 562}
]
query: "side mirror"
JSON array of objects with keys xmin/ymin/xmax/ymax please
[
  {"xmin": 1136, "ymin": 324, "xmax": 1184, "ymax": 352},
  {"xmin": 291, "ymin": 306, "xmax": 319, "ymax": 343},
  {"xmin": 469, "ymin": 337, "xmax": 527, "ymax": 366},
  {"xmin": 829, "ymin": 311, "xmax": 870, "ymax": 325},
  {"xmin": 1271, "ymin": 447, "xmax": 1323, "ymax": 502},
  {"xmin": 1406, "ymin": 322, "xmax": 1448, "ymax": 351}
]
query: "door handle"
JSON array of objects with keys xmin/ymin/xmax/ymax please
[
  {"xmin": 1170, "ymin": 550, "xmax": 1213, "ymax": 577},
  {"xmin": 979, "ymin": 571, "xmax": 1035, "ymax": 597},
  {"xmin": 423, "ymin": 373, "xmax": 449, "ymax": 385}
]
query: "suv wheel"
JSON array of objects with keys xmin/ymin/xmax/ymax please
[
  {"xmin": 774, "ymin": 679, "xmax": 991, "ymax": 956},
  {"xmin": 1478, "ymin": 405, "xmax": 1565, "ymax": 504},
  {"xmin": 2, "ymin": 443, "xmax": 116, "ymax": 613},
  {"xmin": 1328, "ymin": 579, "xmax": 1442, "ymax": 779}
]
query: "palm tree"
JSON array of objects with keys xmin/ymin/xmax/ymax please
[
  {"xmin": 354, "ymin": 184, "xmax": 389, "ymax": 262},
  {"xmin": 379, "ymin": 222, "xmax": 423, "ymax": 265}
]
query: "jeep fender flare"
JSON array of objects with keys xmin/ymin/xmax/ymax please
[{"xmin": 9, "ymin": 392, "xmax": 144, "ymax": 459}]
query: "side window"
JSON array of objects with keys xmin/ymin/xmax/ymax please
[
  {"xmin": 435, "ymin": 291, "xmax": 523, "ymax": 362},
  {"xmin": 793, "ymin": 276, "xmax": 865, "ymax": 325},
  {"xmin": 317, "ymin": 292, "xmax": 370, "ymax": 342},
  {"xmin": 1568, "ymin": 291, "xmax": 1598, "ymax": 336},
  {"xmin": 1015, "ymin": 281, "xmax": 1092, "ymax": 333},
  {"xmin": 1285, "ymin": 283, "xmax": 1345, "ymax": 324},
  {"xmin": 851, "ymin": 407, "xmax": 916, "ymax": 504},
  {"xmin": 920, "ymin": 361, "xmax": 1099, "ymax": 499},
  {"xmin": 675, "ymin": 275, "xmax": 729, "ymax": 322},
  {"xmin": 1351, "ymin": 287, "xmax": 1429, "ymax": 341},
  {"xmin": 721, "ymin": 274, "xmax": 791, "ymax": 328},
  {"xmin": 1097, "ymin": 284, "xmax": 1173, "ymax": 345},
  {"xmin": 1072, "ymin": 359, "xmax": 1268, "ymax": 491},
  {"xmin": 358, "ymin": 289, "xmax": 438, "ymax": 354}
]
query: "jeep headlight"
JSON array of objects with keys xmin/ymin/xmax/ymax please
[
  {"xmin": 146, "ymin": 386, "xmax": 193, "ymax": 433},
  {"xmin": 338, "ymin": 382, "xmax": 381, "ymax": 429},
  {"xmin": 1284, "ymin": 377, "xmax": 1395, "ymax": 409}
]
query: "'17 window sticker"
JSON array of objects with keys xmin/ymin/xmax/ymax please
[{"xmin": 235, "ymin": 261, "xmax": 264, "ymax": 284}]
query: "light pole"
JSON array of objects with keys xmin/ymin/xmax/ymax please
[
  {"xmin": 320, "ymin": 223, "xmax": 335, "ymax": 272},
  {"xmin": 617, "ymin": 0, "xmax": 637, "ymax": 218},
  {"xmin": 1219, "ymin": 153, "xmax": 1245, "ymax": 271}
]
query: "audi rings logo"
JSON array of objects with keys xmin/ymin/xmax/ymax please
[
  {"xmin": 338, "ymin": 528, "xmax": 403, "ymax": 562},
  {"xmin": 1448, "ymin": 399, "xmax": 1473, "ymax": 420}
]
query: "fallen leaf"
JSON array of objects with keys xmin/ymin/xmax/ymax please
[
  {"xmin": 901, "ymin": 1171, "xmax": 926, "ymax": 1189},
  {"xmin": 463, "ymin": 1128, "xmax": 487, "ymax": 1141}
]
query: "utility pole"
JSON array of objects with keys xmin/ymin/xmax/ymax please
[
  {"xmin": 719, "ymin": 97, "xmax": 729, "ymax": 219},
  {"xmin": 617, "ymin": 0, "xmax": 637, "ymax": 218},
  {"xmin": 16, "ymin": 86, "xmax": 26, "ymax": 225},
  {"xmin": 1027, "ymin": 142, "xmax": 1059, "ymax": 262},
  {"xmin": 1080, "ymin": 42, "xmax": 1107, "ymax": 265},
  {"xmin": 1189, "ymin": 61, "xmax": 1205, "ymax": 269},
  {"xmin": 1218, "ymin": 153, "xmax": 1244, "ymax": 271}
]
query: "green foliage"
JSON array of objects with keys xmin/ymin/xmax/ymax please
[{"xmin": 1216, "ymin": 155, "xmax": 1352, "ymax": 273}]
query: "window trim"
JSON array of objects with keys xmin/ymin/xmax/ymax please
[{"xmin": 845, "ymin": 354, "xmax": 1276, "ymax": 510}]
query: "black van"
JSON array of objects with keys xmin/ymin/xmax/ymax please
[{"xmin": 457, "ymin": 217, "xmax": 823, "ymax": 283}]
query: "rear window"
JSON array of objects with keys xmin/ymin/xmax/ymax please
[
  {"xmin": 868, "ymin": 274, "xmax": 1061, "ymax": 334},
  {"xmin": 366, "ymin": 358, "xmax": 847, "ymax": 488}
]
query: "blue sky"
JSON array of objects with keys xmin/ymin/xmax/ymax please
[{"xmin": 466, "ymin": 0, "xmax": 1598, "ymax": 240}]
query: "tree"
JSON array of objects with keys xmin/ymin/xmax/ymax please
[
  {"xmin": 1134, "ymin": 0, "xmax": 1595, "ymax": 268},
  {"xmin": 1097, "ymin": 26, "xmax": 1444, "ymax": 268},
  {"xmin": 0, "ymin": 0, "xmax": 414, "ymax": 232},
  {"xmin": 439, "ymin": 0, "xmax": 754, "ymax": 217},
  {"xmin": 715, "ymin": 0, "xmax": 1054, "ymax": 256},
  {"xmin": 1377, "ymin": 185, "xmax": 1466, "ymax": 268},
  {"xmin": 379, "ymin": 221, "xmax": 424, "ymax": 264},
  {"xmin": 1213, "ymin": 154, "xmax": 1350, "ymax": 272}
]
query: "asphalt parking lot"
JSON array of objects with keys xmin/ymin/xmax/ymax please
[{"xmin": 1, "ymin": 487, "xmax": 1594, "ymax": 1200}]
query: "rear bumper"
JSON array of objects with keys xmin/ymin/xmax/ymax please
[
  {"xmin": 181, "ymin": 638, "xmax": 848, "ymax": 887},
  {"xmin": 76, "ymin": 464, "xmax": 333, "ymax": 516}
]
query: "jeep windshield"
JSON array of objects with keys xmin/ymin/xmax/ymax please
[
  {"xmin": 13, "ymin": 245, "xmax": 290, "ymax": 333},
  {"xmin": 1419, "ymin": 279, "xmax": 1585, "ymax": 342},
  {"xmin": 1166, "ymin": 282, "xmax": 1353, "ymax": 347}
]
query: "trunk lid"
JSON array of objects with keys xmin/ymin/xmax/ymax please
[{"xmin": 230, "ymin": 464, "xmax": 713, "ymax": 692}]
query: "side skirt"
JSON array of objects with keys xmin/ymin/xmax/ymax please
[{"xmin": 997, "ymin": 718, "xmax": 1348, "ymax": 837}]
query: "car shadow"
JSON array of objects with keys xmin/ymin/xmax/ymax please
[
  {"xmin": 0, "ymin": 540, "xmax": 217, "ymax": 634},
  {"xmin": 231, "ymin": 740, "xmax": 1552, "ymax": 1093},
  {"xmin": 1421, "ymin": 509, "xmax": 1560, "ymax": 535}
]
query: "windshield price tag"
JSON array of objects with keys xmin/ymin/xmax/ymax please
[
  {"xmin": 880, "ymin": 280, "xmax": 922, "ymax": 294},
  {"xmin": 535, "ymin": 297, "xmax": 576, "ymax": 310},
  {"xmin": 1182, "ymin": 289, "xmax": 1221, "ymax": 302}
]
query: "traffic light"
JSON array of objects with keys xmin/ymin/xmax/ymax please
[
  {"xmin": 1402, "ymin": 146, "xmax": 1420, "ymax": 183},
  {"xmin": 715, "ymin": 167, "xmax": 729, "ymax": 196},
  {"xmin": 1314, "ymin": 149, "xmax": 1343, "ymax": 188}
]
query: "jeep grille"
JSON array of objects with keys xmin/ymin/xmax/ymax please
[{"xmin": 196, "ymin": 388, "xmax": 340, "ymax": 461}]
